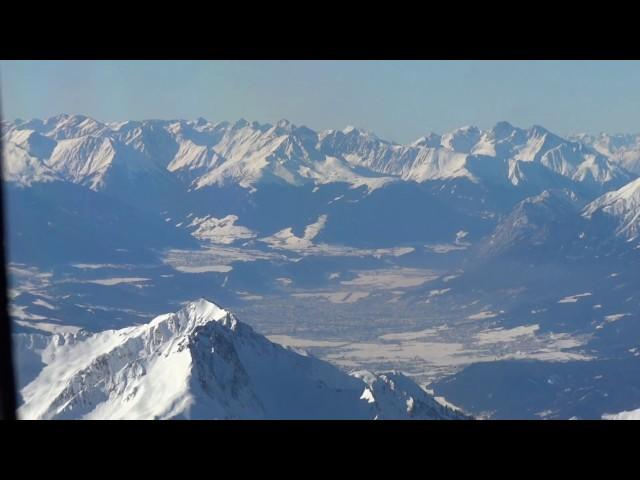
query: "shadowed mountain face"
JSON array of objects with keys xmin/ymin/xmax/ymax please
[
  {"xmin": 5, "ymin": 182, "xmax": 197, "ymax": 266},
  {"xmin": 432, "ymin": 357, "xmax": 640, "ymax": 420},
  {"xmin": 4, "ymin": 115, "xmax": 640, "ymax": 420}
]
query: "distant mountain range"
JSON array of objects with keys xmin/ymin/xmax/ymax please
[
  {"xmin": 4, "ymin": 115, "xmax": 638, "ymax": 192},
  {"xmin": 3, "ymin": 115, "xmax": 640, "ymax": 265}
]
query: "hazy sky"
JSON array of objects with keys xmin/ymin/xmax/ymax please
[{"xmin": 1, "ymin": 60, "xmax": 639, "ymax": 143}]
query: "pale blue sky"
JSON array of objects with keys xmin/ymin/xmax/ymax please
[{"xmin": 1, "ymin": 60, "xmax": 639, "ymax": 143}]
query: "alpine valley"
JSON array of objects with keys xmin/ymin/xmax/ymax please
[{"xmin": 5, "ymin": 115, "xmax": 640, "ymax": 419}]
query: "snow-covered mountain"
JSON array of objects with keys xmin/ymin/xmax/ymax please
[
  {"xmin": 3, "ymin": 116, "xmax": 395, "ymax": 193},
  {"xmin": 3, "ymin": 115, "xmax": 635, "ymax": 195},
  {"xmin": 572, "ymin": 132, "xmax": 640, "ymax": 175},
  {"xmin": 583, "ymin": 177, "xmax": 640, "ymax": 241},
  {"xmin": 471, "ymin": 175, "xmax": 640, "ymax": 265},
  {"xmin": 319, "ymin": 121, "xmax": 633, "ymax": 192},
  {"xmin": 17, "ymin": 299, "xmax": 467, "ymax": 420},
  {"xmin": 478, "ymin": 189, "xmax": 585, "ymax": 259},
  {"xmin": 2, "ymin": 129, "xmax": 59, "ymax": 186}
]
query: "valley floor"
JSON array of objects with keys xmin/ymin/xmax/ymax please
[{"xmin": 12, "ymin": 237, "xmax": 633, "ymax": 419}]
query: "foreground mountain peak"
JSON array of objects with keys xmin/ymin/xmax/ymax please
[
  {"xmin": 171, "ymin": 298, "xmax": 237, "ymax": 330},
  {"xmin": 18, "ymin": 299, "xmax": 467, "ymax": 420}
]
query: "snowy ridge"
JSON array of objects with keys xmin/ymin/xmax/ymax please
[
  {"xmin": 583, "ymin": 177, "xmax": 640, "ymax": 240},
  {"xmin": 47, "ymin": 136, "xmax": 118, "ymax": 189},
  {"xmin": 3, "ymin": 115, "xmax": 635, "ymax": 193},
  {"xmin": 2, "ymin": 128, "xmax": 59, "ymax": 186},
  {"xmin": 187, "ymin": 120, "xmax": 394, "ymax": 190},
  {"xmin": 18, "ymin": 299, "xmax": 467, "ymax": 420},
  {"xmin": 2, "ymin": 140, "xmax": 59, "ymax": 187},
  {"xmin": 572, "ymin": 132, "xmax": 640, "ymax": 175},
  {"xmin": 479, "ymin": 190, "xmax": 583, "ymax": 258},
  {"xmin": 480, "ymin": 189, "xmax": 584, "ymax": 257}
]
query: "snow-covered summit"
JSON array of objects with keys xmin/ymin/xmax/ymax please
[{"xmin": 18, "ymin": 299, "xmax": 467, "ymax": 420}]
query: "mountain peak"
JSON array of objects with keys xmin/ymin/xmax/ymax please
[
  {"xmin": 340, "ymin": 125, "xmax": 379, "ymax": 139},
  {"xmin": 441, "ymin": 125, "xmax": 482, "ymax": 153},
  {"xmin": 494, "ymin": 120, "xmax": 514, "ymax": 130},
  {"xmin": 46, "ymin": 113, "xmax": 71, "ymax": 122},
  {"xmin": 276, "ymin": 118, "xmax": 293, "ymax": 128},
  {"xmin": 232, "ymin": 118, "xmax": 249, "ymax": 129},
  {"xmin": 583, "ymin": 177, "xmax": 640, "ymax": 240},
  {"xmin": 18, "ymin": 299, "xmax": 467, "ymax": 420},
  {"xmin": 529, "ymin": 124, "xmax": 551, "ymax": 137},
  {"xmin": 492, "ymin": 120, "xmax": 518, "ymax": 139},
  {"xmin": 194, "ymin": 117, "xmax": 209, "ymax": 127},
  {"xmin": 411, "ymin": 132, "xmax": 442, "ymax": 148},
  {"xmin": 177, "ymin": 298, "xmax": 236, "ymax": 330},
  {"xmin": 457, "ymin": 125, "xmax": 481, "ymax": 133}
]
